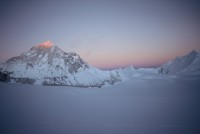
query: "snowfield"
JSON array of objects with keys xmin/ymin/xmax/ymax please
[{"xmin": 0, "ymin": 74, "xmax": 200, "ymax": 134}]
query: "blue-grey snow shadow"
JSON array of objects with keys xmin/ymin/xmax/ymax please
[{"xmin": 0, "ymin": 76, "xmax": 200, "ymax": 134}]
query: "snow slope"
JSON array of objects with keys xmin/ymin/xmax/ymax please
[{"xmin": 158, "ymin": 50, "xmax": 200, "ymax": 75}]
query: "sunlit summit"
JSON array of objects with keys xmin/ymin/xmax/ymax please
[{"xmin": 35, "ymin": 41, "xmax": 53, "ymax": 48}]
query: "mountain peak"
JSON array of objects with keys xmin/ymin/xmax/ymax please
[
  {"xmin": 0, "ymin": 41, "xmax": 121, "ymax": 87},
  {"xmin": 158, "ymin": 49, "xmax": 200, "ymax": 75},
  {"xmin": 189, "ymin": 50, "xmax": 198, "ymax": 55},
  {"xmin": 34, "ymin": 41, "xmax": 53, "ymax": 48}
]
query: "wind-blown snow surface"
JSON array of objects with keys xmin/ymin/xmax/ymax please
[{"xmin": 1, "ymin": 75, "xmax": 200, "ymax": 134}]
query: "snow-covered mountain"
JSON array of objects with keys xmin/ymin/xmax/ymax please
[
  {"xmin": 0, "ymin": 41, "xmax": 121, "ymax": 87},
  {"xmin": 1, "ymin": 41, "xmax": 199, "ymax": 87},
  {"xmin": 158, "ymin": 50, "xmax": 200, "ymax": 75}
]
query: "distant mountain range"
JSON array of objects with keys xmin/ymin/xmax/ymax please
[{"xmin": 0, "ymin": 41, "xmax": 199, "ymax": 87}]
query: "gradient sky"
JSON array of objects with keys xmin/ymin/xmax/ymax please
[{"xmin": 0, "ymin": 0, "xmax": 200, "ymax": 69}]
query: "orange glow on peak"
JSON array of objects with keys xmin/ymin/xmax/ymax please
[{"xmin": 36, "ymin": 41, "xmax": 53, "ymax": 48}]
